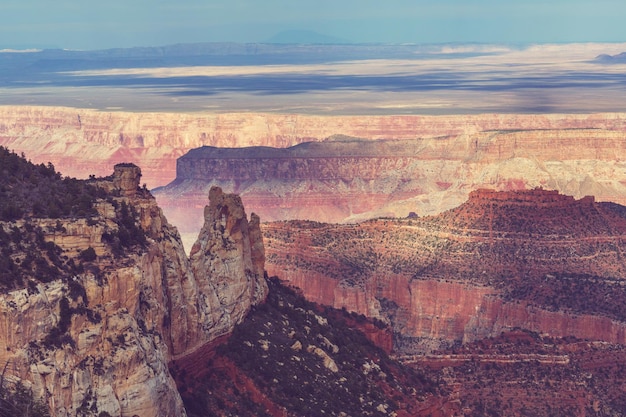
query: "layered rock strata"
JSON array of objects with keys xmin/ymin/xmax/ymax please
[
  {"xmin": 156, "ymin": 127, "xmax": 626, "ymax": 233},
  {"xmin": 4, "ymin": 106, "xmax": 626, "ymax": 233},
  {"xmin": 3, "ymin": 105, "xmax": 626, "ymax": 190},
  {"xmin": 263, "ymin": 189, "xmax": 626, "ymax": 353},
  {"xmin": 188, "ymin": 186, "xmax": 268, "ymax": 342},
  {"xmin": 0, "ymin": 165, "xmax": 266, "ymax": 416}
]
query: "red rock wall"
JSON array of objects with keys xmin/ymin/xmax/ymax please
[
  {"xmin": 263, "ymin": 190, "xmax": 626, "ymax": 353},
  {"xmin": 269, "ymin": 266, "xmax": 626, "ymax": 351}
]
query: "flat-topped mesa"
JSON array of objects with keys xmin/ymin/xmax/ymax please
[
  {"xmin": 440, "ymin": 188, "xmax": 615, "ymax": 237},
  {"xmin": 469, "ymin": 188, "xmax": 595, "ymax": 207},
  {"xmin": 176, "ymin": 139, "xmax": 421, "ymax": 182}
]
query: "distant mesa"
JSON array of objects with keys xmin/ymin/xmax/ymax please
[
  {"xmin": 266, "ymin": 30, "xmax": 350, "ymax": 44},
  {"xmin": 154, "ymin": 125, "xmax": 626, "ymax": 234},
  {"xmin": 594, "ymin": 52, "xmax": 626, "ymax": 63}
]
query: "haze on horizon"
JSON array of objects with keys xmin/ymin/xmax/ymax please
[
  {"xmin": 3, "ymin": 1, "xmax": 626, "ymax": 115},
  {"xmin": 3, "ymin": 0, "xmax": 626, "ymax": 50}
]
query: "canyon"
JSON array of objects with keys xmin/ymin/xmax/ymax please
[
  {"xmin": 3, "ymin": 147, "xmax": 626, "ymax": 415},
  {"xmin": 263, "ymin": 189, "xmax": 626, "ymax": 353},
  {"xmin": 1, "ymin": 150, "xmax": 454, "ymax": 417},
  {"xmin": 5, "ymin": 105, "xmax": 626, "ymax": 415},
  {"xmin": 3, "ymin": 106, "xmax": 626, "ymax": 234}
]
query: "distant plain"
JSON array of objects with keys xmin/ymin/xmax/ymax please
[{"xmin": 2, "ymin": 42, "xmax": 626, "ymax": 114}]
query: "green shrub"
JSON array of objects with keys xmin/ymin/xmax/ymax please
[
  {"xmin": 0, "ymin": 146, "xmax": 106, "ymax": 221},
  {"xmin": 78, "ymin": 247, "xmax": 97, "ymax": 262},
  {"xmin": 0, "ymin": 379, "xmax": 50, "ymax": 417}
]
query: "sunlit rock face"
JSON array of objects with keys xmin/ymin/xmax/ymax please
[
  {"xmin": 0, "ymin": 164, "xmax": 266, "ymax": 417},
  {"xmin": 188, "ymin": 186, "xmax": 268, "ymax": 343},
  {"xmin": 263, "ymin": 189, "xmax": 626, "ymax": 353}
]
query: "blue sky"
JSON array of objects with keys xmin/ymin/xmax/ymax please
[{"xmin": 2, "ymin": 0, "xmax": 626, "ymax": 50}]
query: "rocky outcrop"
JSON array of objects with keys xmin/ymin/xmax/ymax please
[
  {"xmin": 112, "ymin": 163, "xmax": 142, "ymax": 196},
  {"xmin": 263, "ymin": 190, "xmax": 626, "ymax": 353},
  {"xmin": 0, "ymin": 164, "xmax": 266, "ymax": 416},
  {"xmin": 188, "ymin": 186, "xmax": 268, "ymax": 343}
]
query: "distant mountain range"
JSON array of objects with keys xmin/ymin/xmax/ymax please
[
  {"xmin": 595, "ymin": 51, "xmax": 626, "ymax": 63},
  {"xmin": 0, "ymin": 41, "xmax": 464, "ymax": 71},
  {"xmin": 266, "ymin": 29, "xmax": 350, "ymax": 44},
  {"xmin": 3, "ymin": 42, "xmax": 625, "ymax": 114}
]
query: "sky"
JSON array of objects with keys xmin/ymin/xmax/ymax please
[{"xmin": 2, "ymin": 0, "xmax": 626, "ymax": 50}]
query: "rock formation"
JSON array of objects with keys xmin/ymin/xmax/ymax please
[
  {"xmin": 111, "ymin": 163, "xmax": 143, "ymax": 197},
  {"xmin": 154, "ymin": 127, "xmax": 626, "ymax": 233},
  {"xmin": 4, "ymin": 106, "xmax": 626, "ymax": 234},
  {"xmin": 188, "ymin": 186, "xmax": 267, "ymax": 340},
  {"xmin": 0, "ymin": 162, "xmax": 266, "ymax": 416},
  {"xmin": 263, "ymin": 189, "xmax": 626, "ymax": 353},
  {"xmin": 3, "ymin": 105, "xmax": 626, "ymax": 189}
]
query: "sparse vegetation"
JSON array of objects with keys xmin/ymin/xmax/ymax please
[
  {"xmin": 174, "ymin": 277, "xmax": 442, "ymax": 416},
  {"xmin": 0, "ymin": 370, "xmax": 50, "ymax": 417},
  {"xmin": 42, "ymin": 296, "xmax": 75, "ymax": 349},
  {"xmin": 420, "ymin": 330, "xmax": 626, "ymax": 416},
  {"xmin": 78, "ymin": 247, "xmax": 97, "ymax": 262},
  {"xmin": 503, "ymin": 272, "xmax": 626, "ymax": 321},
  {"xmin": 0, "ymin": 146, "xmax": 106, "ymax": 221},
  {"xmin": 101, "ymin": 201, "xmax": 146, "ymax": 256},
  {"xmin": 262, "ymin": 190, "xmax": 626, "ymax": 416},
  {"xmin": 264, "ymin": 189, "xmax": 626, "ymax": 320},
  {"xmin": 0, "ymin": 221, "xmax": 67, "ymax": 290}
]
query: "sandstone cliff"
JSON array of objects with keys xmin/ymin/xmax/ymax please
[
  {"xmin": 0, "ymin": 161, "xmax": 266, "ymax": 416},
  {"xmin": 3, "ymin": 105, "xmax": 626, "ymax": 190},
  {"xmin": 188, "ymin": 186, "xmax": 267, "ymax": 343},
  {"xmin": 4, "ymin": 106, "xmax": 626, "ymax": 234},
  {"xmin": 155, "ymin": 128, "xmax": 626, "ymax": 234},
  {"xmin": 263, "ymin": 189, "xmax": 626, "ymax": 353}
]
